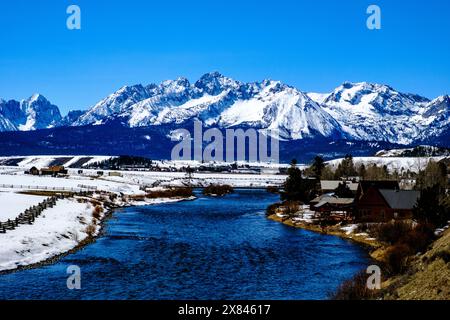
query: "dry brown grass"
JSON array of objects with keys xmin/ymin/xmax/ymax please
[
  {"xmin": 383, "ymin": 228, "xmax": 450, "ymax": 300},
  {"xmin": 85, "ymin": 224, "xmax": 96, "ymax": 237}
]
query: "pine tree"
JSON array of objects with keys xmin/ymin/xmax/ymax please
[
  {"xmin": 311, "ymin": 155, "xmax": 325, "ymax": 179},
  {"xmin": 413, "ymin": 184, "xmax": 446, "ymax": 226},
  {"xmin": 282, "ymin": 159, "xmax": 317, "ymax": 202}
]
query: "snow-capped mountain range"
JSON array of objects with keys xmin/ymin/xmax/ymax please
[
  {"xmin": 1, "ymin": 72, "xmax": 448, "ymax": 146},
  {"xmin": 0, "ymin": 94, "xmax": 61, "ymax": 131}
]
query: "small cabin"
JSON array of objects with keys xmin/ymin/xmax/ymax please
[{"xmin": 40, "ymin": 166, "xmax": 68, "ymax": 176}]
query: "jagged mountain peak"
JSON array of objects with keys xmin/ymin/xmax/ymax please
[
  {"xmin": 0, "ymin": 94, "xmax": 61, "ymax": 131},
  {"xmin": 27, "ymin": 93, "xmax": 48, "ymax": 103},
  {"xmin": 160, "ymin": 77, "xmax": 191, "ymax": 94},
  {"xmin": 117, "ymin": 84, "xmax": 146, "ymax": 93},
  {"xmin": 19, "ymin": 94, "xmax": 62, "ymax": 131},
  {"xmin": 74, "ymin": 84, "xmax": 150, "ymax": 125},
  {"xmin": 430, "ymin": 94, "xmax": 450, "ymax": 104},
  {"xmin": 329, "ymin": 81, "xmax": 406, "ymax": 101},
  {"xmin": 194, "ymin": 71, "xmax": 241, "ymax": 95}
]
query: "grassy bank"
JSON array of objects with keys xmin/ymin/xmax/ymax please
[{"xmin": 381, "ymin": 228, "xmax": 450, "ymax": 300}]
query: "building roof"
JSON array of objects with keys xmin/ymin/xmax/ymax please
[
  {"xmin": 379, "ymin": 189, "xmax": 420, "ymax": 210},
  {"xmin": 311, "ymin": 195, "xmax": 354, "ymax": 208},
  {"xmin": 321, "ymin": 180, "xmax": 359, "ymax": 191}
]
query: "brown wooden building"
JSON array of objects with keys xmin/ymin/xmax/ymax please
[
  {"xmin": 310, "ymin": 195, "xmax": 355, "ymax": 221},
  {"xmin": 355, "ymin": 181, "xmax": 420, "ymax": 222},
  {"xmin": 41, "ymin": 165, "xmax": 68, "ymax": 176}
]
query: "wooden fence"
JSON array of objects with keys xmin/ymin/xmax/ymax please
[{"xmin": 0, "ymin": 184, "xmax": 97, "ymax": 192}]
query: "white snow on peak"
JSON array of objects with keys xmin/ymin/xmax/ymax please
[{"xmin": 307, "ymin": 92, "xmax": 328, "ymax": 104}]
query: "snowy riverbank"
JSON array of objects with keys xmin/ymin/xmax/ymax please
[{"xmin": 0, "ymin": 198, "xmax": 98, "ymax": 272}]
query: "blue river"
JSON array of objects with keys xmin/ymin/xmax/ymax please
[{"xmin": 0, "ymin": 189, "xmax": 369, "ymax": 300}]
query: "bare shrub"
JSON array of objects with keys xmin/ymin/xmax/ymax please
[
  {"xmin": 129, "ymin": 194, "xmax": 146, "ymax": 201},
  {"xmin": 330, "ymin": 270, "xmax": 377, "ymax": 300},
  {"xmin": 266, "ymin": 202, "xmax": 282, "ymax": 216},
  {"xmin": 203, "ymin": 184, "xmax": 234, "ymax": 196},
  {"xmin": 92, "ymin": 205, "xmax": 104, "ymax": 220},
  {"xmin": 283, "ymin": 200, "xmax": 301, "ymax": 215},
  {"xmin": 90, "ymin": 199, "xmax": 101, "ymax": 207},
  {"xmin": 370, "ymin": 221, "xmax": 413, "ymax": 244},
  {"xmin": 85, "ymin": 224, "xmax": 97, "ymax": 237},
  {"xmin": 265, "ymin": 200, "xmax": 301, "ymax": 217},
  {"xmin": 109, "ymin": 193, "xmax": 118, "ymax": 201},
  {"xmin": 385, "ymin": 244, "xmax": 412, "ymax": 274},
  {"xmin": 399, "ymin": 223, "xmax": 435, "ymax": 254},
  {"xmin": 146, "ymin": 187, "xmax": 194, "ymax": 199}
]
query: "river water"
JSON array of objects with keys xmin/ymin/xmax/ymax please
[{"xmin": 0, "ymin": 189, "xmax": 369, "ymax": 300}]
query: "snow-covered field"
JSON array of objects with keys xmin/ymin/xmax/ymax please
[
  {"xmin": 0, "ymin": 171, "xmax": 143, "ymax": 194},
  {"xmin": 0, "ymin": 192, "xmax": 47, "ymax": 221},
  {"xmin": 0, "ymin": 198, "xmax": 98, "ymax": 272}
]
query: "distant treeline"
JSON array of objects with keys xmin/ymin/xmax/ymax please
[
  {"xmin": 396, "ymin": 146, "xmax": 450, "ymax": 157},
  {"xmin": 85, "ymin": 156, "xmax": 154, "ymax": 169}
]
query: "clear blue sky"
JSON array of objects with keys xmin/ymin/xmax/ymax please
[{"xmin": 0, "ymin": 0, "xmax": 449, "ymax": 114}]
